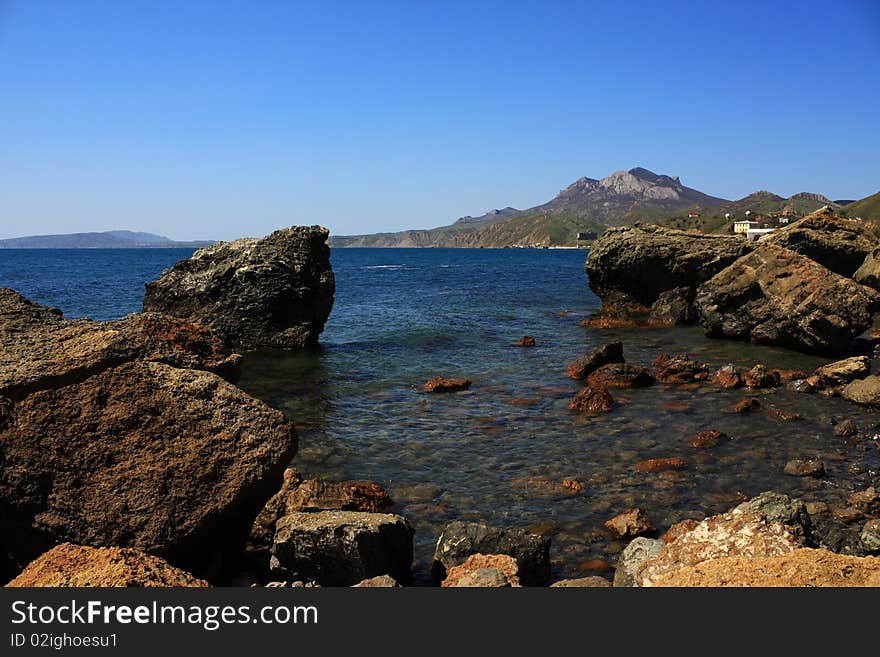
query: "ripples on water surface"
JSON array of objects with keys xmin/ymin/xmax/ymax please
[
  {"xmin": 237, "ymin": 248, "xmax": 880, "ymax": 582},
  {"xmin": 3, "ymin": 247, "xmax": 879, "ymax": 583}
]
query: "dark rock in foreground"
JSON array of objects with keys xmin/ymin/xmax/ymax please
[
  {"xmin": 432, "ymin": 521, "xmax": 551, "ymax": 586},
  {"xmin": 270, "ymin": 511, "xmax": 413, "ymax": 586},
  {"xmin": 695, "ymin": 243, "xmax": 880, "ymax": 355},
  {"xmin": 567, "ymin": 341, "xmax": 624, "ymax": 380},
  {"xmin": 584, "ymin": 225, "xmax": 752, "ymax": 323},
  {"xmin": 0, "ymin": 360, "xmax": 295, "ymax": 582},
  {"xmin": 6, "ymin": 543, "xmax": 209, "ymax": 587},
  {"xmin": 143, "ymin": 226, "xmax": 335, "ymax": 351}
]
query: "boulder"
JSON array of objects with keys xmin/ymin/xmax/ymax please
[
  {"xmin": 649, "ymin": 549, "xmax": 880, "ymax": 587},
  {"xmin": 813, "ymin": 356, "xmax": 871, "ymax": 387},
  {"xmin": 424, "ymin": 377, "xmax": 471, "ymax": 393},
  {"xmin": 143, "ymin": 226, "xmax": 335, "ymax": 351},
  {"xmin": 270, "ymin": 511, "xmax": 414, "ymax": 586},
  {"xmin": 0, "ymin": 360, "xmax": 295, "ymax": 582},
  {"xmin": 635, "ymin": 499, "xmax": 808, "ymax": 587},
  {"xmin": 440, "ymin": 554, "xmax": 521, "ymax": 587},
  {"xmin": 566, "ymin": 342, "xmax": 624, "ymax": 380},
  {"xmin": 568, "ymin": 387, "xmax": 615, "ymax": 414},
  {"xmin": 854, "ymin": 247, "xmax": 880, "ymax": 291},
  {"xmin": 249, "ymin": 468, "xmax": 393, "ymax": 560},
  {"xmin": 694, "ymin": 243, "xmax": 880, "ymax": 356},
  {"xmin": 841, "ymin": 375, "xmax": 880, "ymax": 406},
  {"xmin": 5, "ymin": 543, "xmax": 208, "ymax": 587},
  {"xmin": 584, "ymin": 225, "xmax": 753, "ymax": 322},
  {"xmin": 587, "ymin": 363, "xmax": 655, "ymax": 389},
  {"xmin": 765, "ymin": 207, "xmax": 875, "ymax": 277},
  {"xmin": 432, "ymin": 521, "xmax": 551, "ymax": 586},
  {"xmin": 604, "ymin": 508, "xmax": 654, "ymax": 539},
  {"xmin": 613, "ymin": 537, "xmax": 663, "ymax": 587},
  {"xmin": 0, "ymin": 288, "xmax": 241, "ymax": 401}
]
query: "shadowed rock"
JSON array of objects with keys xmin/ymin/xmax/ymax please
[
  {"xmin": 143, "ymin": 226, "xmax": 335, "ymax": 351},
  {"xmin": 695, "ymin": 243, "xmax": 880, "ymax": 355}
]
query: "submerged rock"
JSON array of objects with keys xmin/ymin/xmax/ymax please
[
  {"xmin": 568, "ymin": 386, "xmax": 615, "ymax": 414},
  {"xmin": 687, "ymin": 429, "xmax": 728, "ymax": 449},
  {"xmin": 584, "ymin": 225, "xmax": 752, "ymax": 323},
  {"xmin": 633, "ymin": 458, "xmax": 687, "ymax": 473},
  {"xmin": 587, "ymin": 363, "xmax": 655, "ymax": 389},
  {"xmin": 711, "ymin": 364, "xmax": 743, "ymax": 389},
  {"xmin": 567, "ymin": 342, "xmax": 624, "ymax": 380},
  {"xmin": 743, "ymin": 364, "xmax": 780, "ymax": 389},
  {"xmin": 517, "ymin": 335, "xmax": 536, "ymax": 347},
  {"xmin": 784, "ymin": 459, "xmax": 826, "ymax": 478},
  {"xmin": 441, "ymin": 554, "xmax": 521, "ymax": 587},
  {"xmin": 270, "ymin": 511, "xmax": 414, "ymax": 586},
  {"xmin": 694, "ymin": 243, "xmax": 880, "ymax": 356},
  {"xmin": 726, "ymin": 397, "xmax": 761, "ymax": 414},
  {"xmin": 432, "ymin": 521, "xmax": 551, "ymax": 586},
  {"xmin": 5, "ymin": 543, "xmax": 209, "ymax": 588},
  {"xmin": 424, "ymin": 377, "xmax": 472, "ymax": 393},
  {"xmin": 143, "ymin": 226, "xmax": 335, "ymax": 351}
]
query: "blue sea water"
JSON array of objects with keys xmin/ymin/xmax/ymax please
[{"xmin": 3, "ymin": 247, "xmax": 879, "ymax": 583}]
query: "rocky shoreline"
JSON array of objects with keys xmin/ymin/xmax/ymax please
[{"xmin": 3, "ymin": 213, "xmax": 880, "ymax": 587}]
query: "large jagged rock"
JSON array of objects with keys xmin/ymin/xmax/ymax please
[
  {"xmin": 584, "ymin": 225, "xmax": 753, "ymax": 324},
  {"xmin": 765, "ymin": 207, "xmax": 875, "ymax": 277},
  {"xmin": 694, "ymin": 243, "xmax": 880, "ymax": 355},
  {"xmin": 635, "ymin": 492, "xmax": 811, "ymax": 587},
  {"xmin": 0, "ymin": 360, "xmax": 296, "ymax": 583},
  {"xmin": 143, "ymin": 226, "xmax": 335, "ymax": 351},
  {"xmin": 6, "ymin": 543, "xmax": 209, "ymax": 587},
  {"xmin": 270, "ymin": 511, "xmax": 413, "ymax": 586},
  {"xmin": 432, "ymin": 521, "xmax": 551, "ymax": 586},
  {"xmin": 650, "ymin": 549, "xmax": 880, "ymax": 587},
  {"xmin": 0, "ymin": 288, "xmax": 241, "ymax": 400}
]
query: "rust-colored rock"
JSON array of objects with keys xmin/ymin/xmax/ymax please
[
  {"xmin": 784, "ymin": 459, "xmax": 825, "ymax": 478},
  {"xmin": 633, "ymin": 458, "xmax": 687, "ymax": 473},
  {"xmin": 662, "ymin": 519, "xmax": 701, "ymax": 543},
  {"xmin": 726, "ymin": 397, "xmax": 761, "ymax": 414},
  {"xmin": 650, "ymin": 548, "xmax": 880, "ymax": 587},
  {"xmin": 743, "ymin": 364, "xmax": 780, "ymax": 389},
  {"xmin": 562, "ymin": 479, "xmax": 584, "ymax": 492},
  {"xmin": 568, "ymin": 387, "xmax": 615, "ymax": 415},
  {"xmin": 6, "ymin": 543, "xmax": 208, "ymax": 588},
  {"xmin": 604, "ymin": 508, "xmax": 654, "ymax": 538},
  {"xmin": 517, "ymin": 335, "xmax": 536, "ymax": 347},
  {"xmin": 687, "ymin": 429, "xmax": 729, "ymax": 449},
  {"xmin": 424, "ymin": 377, "xmax": 472, "ymax": 393},
  {"xmin": 566, "ymin": 342, "xmax": 624, "ymax": 380},
  {"xmin": 768, "ymin": 408, "xmax": 802, "ymax": 422},
  {"xmin": 587, "ymin": 363, "xmax": 655, "ymax": 389},
  {"xmin": 441, "ymin": 554, "xmax": 521, "ymax": 587},
  {"xmin": 711, "ymin": 364, "xmax": 743, "ymax": 389},
  {"xmin": 652, "ymin": 353, "xmax": 709, "ymax": 383}
]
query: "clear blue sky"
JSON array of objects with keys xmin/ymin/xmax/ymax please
[{"xmin": 1, "ymin": 0, "xmax": 878, "ymax": 240}]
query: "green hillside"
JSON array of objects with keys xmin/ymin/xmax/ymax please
[{"xmin": 840, "ymin": 191, "xmax": 880, "ymax": 221}]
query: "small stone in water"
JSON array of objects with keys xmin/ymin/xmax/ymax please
[
  {"xmin": 604, "ymin": 508, "xmax": 654, "ymax": 539},
  {"xmin": 424, "ymin": 377, "xmax": 472, "ymax": 393},
  {"xmin": 568, "ymin": 387, "xmax": 615, "ymax": 414},
  {"xmin": 805, "ymin": 501, "xmax": 830, "ymax": 515},
  {"xmin": 767, "ymin": 408, "xmax": 802, "ymax": 422},
  {"xmin": 687, "ymin": 429, "xmax": 729, "ymax": 449},
  {"xmin": 834, "ymin": 420, "xmax": 859, "ymax": 437},
  {"xmin": 726, "ymin": 397, "xmax": 761, "ymax": 413},
  {"xmin": 517, "ymin": 335, "xmax": 536, "ymax": 347},
  {"xmin": 784, "ymin": 459, "xmax": 825, "ymax": 478},
  {"xmin": 712, "ymin": 364, "xmax": 743, "ymax": 389},
  {"xmin": 633, "ymin": 457, "xmax": 687, "ymax": 473},
  {"xmin": 562, "ymin": 478, "xmax": 584, "ymax": 492}
]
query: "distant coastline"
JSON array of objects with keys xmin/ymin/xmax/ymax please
[{"xmin": 0, "ymin": 230, "xmax": 213, "ymax": 249}]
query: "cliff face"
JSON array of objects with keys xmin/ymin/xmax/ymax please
[{"xmin": 144, "ymin": 226, "xmax": 335, "ymax": 351}]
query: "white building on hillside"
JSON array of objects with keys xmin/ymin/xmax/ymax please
[{"xmin": 733, "ymin": 220, "xmax": 760, "ymax": 234}]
